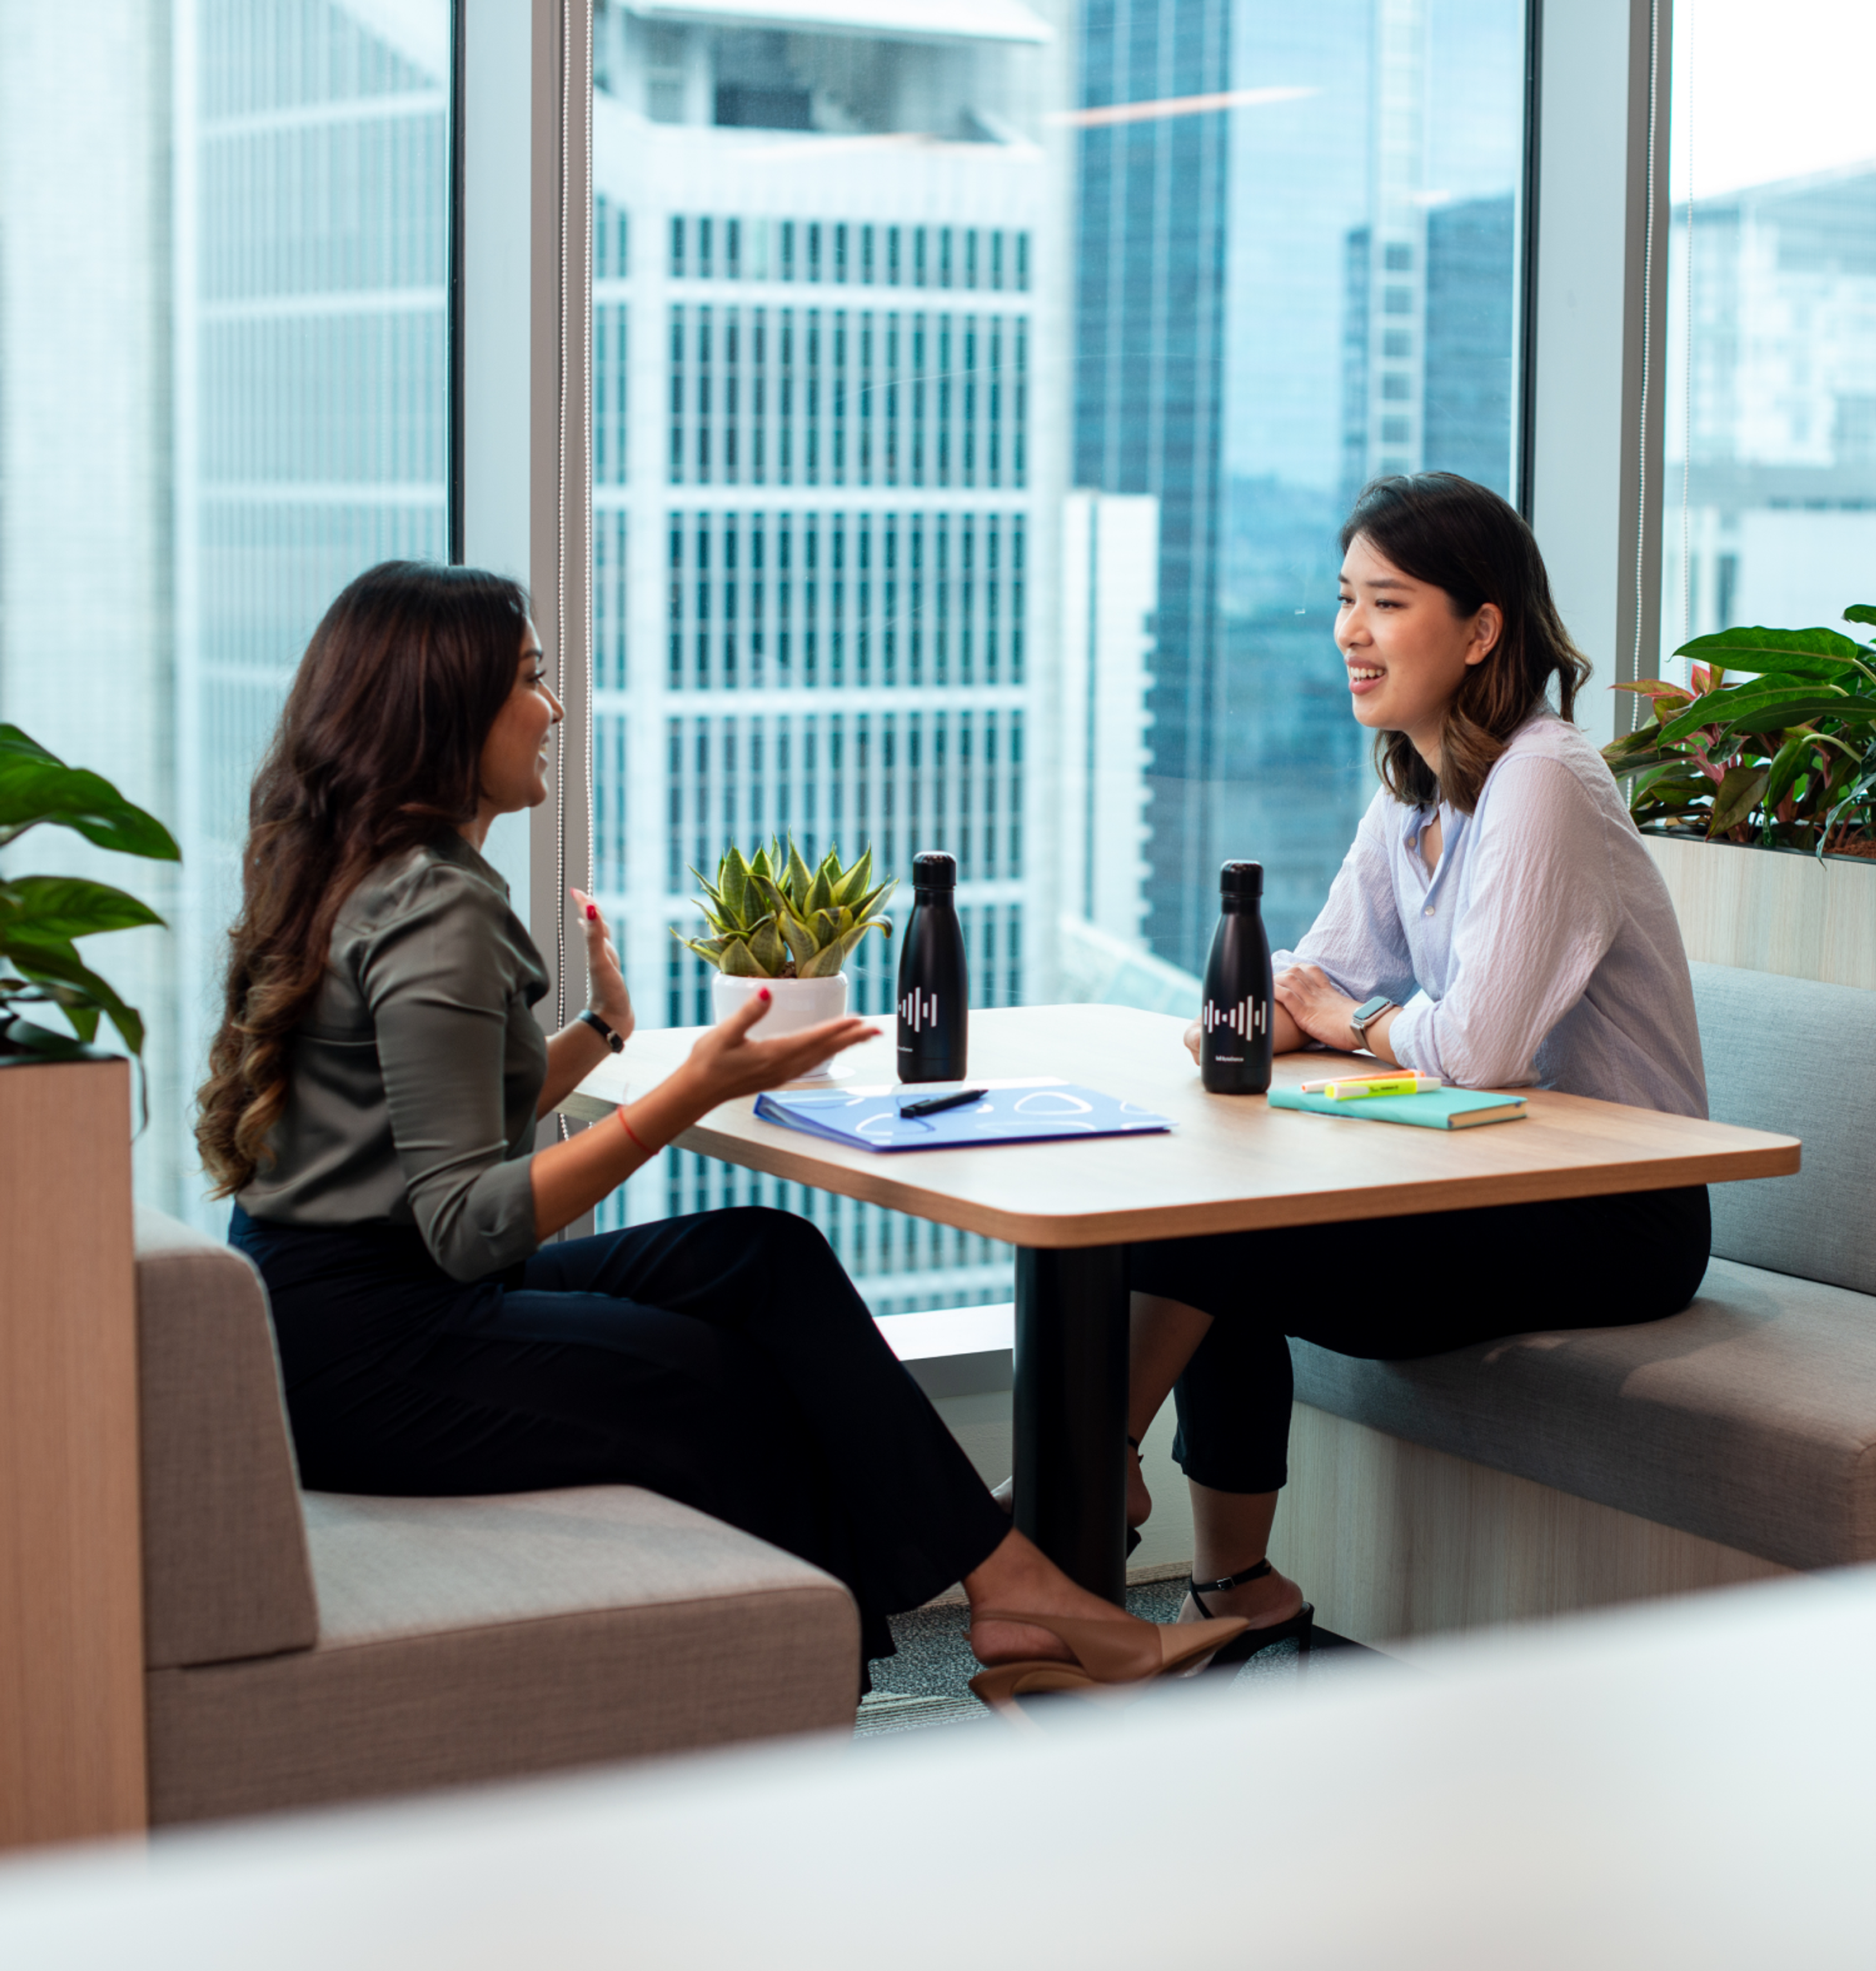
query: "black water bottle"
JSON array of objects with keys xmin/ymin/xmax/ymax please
[
  {"xmin": 897, "ymin": 850, "xmax": 968, "ymax": 1082},
  {"xmin": 1201, "ymin": 860, "xmax": 1274, "ymax": 1095}
]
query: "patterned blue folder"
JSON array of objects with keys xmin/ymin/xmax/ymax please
[{"xmin": 753, "ymin": 1080, "xmax": 1172, "ymax": 1154}]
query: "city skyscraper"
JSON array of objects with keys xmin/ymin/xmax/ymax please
[
  {"xmin": 1662, "ymin": 161, "xmax": 1876, "ymax": 655},
  {"xmin": 589, "ymin": 0, "xmax": 1068, "ymax": 1312},
  {"xmin": 1073, "ymin": 0, "xmax": 1525, "ymax": 970}
]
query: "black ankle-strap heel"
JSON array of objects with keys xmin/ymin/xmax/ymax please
[
  {"xmin": 1185, "ymin": 1559, "xmax": 1315, "ymax": 1670},
  {"xmin": 1125, "ymin": 1435, "xmax": 1143, "ymax": 1558}
]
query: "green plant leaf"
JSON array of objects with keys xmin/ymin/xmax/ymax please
[
  {"xmin": 716, "ymin": 935, "xmax": 761, "ymax": 977},
  {"xmin": 782, "ymin": 837, "xmax": 815, "ymax": 911},
  {"xmin": 1843, "ymin": 605, "xmax": 1876, "ymax": 628},
  {"xmin": 1675, "ymin": 625, "xmax": 1875, "ymax": 672},
  {"xmin": 1707, "ymin": 763, "xmax": 1769, "ymax": 837},
  {"xmin": 805, "ymin": 851, "xmax": 837, "ymax": 916},
  {"xmin": 5, "ymin": 930, "xmax": 146, "ymax": 1056},
  {"xmin": 718, "ymin": 845, "xmax": 753, "ymax": 920},
  {"xmin": 1762, "ymin": 730, "xmax": 1820, "ymax": 816},
  {"xmin": 0, "ymin": 875, "xmax": 165, "ymax": 941},
  {"xmin": 0, "ymin": 741, "xmax": 181, "ymax": 860},
  {"xmin": 748, "ymin": 915, "xmax": 788, "ymax": 976},
  {"xmin": 1659, "ymin": 683, "xmax": 1875, "ymax": 747},
  {"xmin": 831, "ymin": 848, "xmax": 873, "ymax": 906}
]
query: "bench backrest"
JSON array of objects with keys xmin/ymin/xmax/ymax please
[
  {"xmin": 135, "ymin": 1206, "xmax": 319, "ymax": 1667},
  {"xmin": 1690, "ymin": 960, "xmax": 1876, "ymax": 1297}
]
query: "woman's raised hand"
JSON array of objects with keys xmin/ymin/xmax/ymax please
[
  {"xmin": 681, "ymin": 987, "xmax": 879, "ymax": 1103},
  {"xmin": 569, "ymin": 886, "xmax": 636, "ymax": 1044}
]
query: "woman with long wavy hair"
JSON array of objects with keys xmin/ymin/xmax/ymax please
[
  {"xmin": 199, "ymin": 559, "xmax": 1243, "ymax": 1704},
  {"xmin": 1121, "ymin": 474, "xmax": 1711, "ymax": 1672}
]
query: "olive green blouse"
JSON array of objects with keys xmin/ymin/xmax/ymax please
[{"xmin": 238, "ymin": 832, "xmax": 551, "ymax": 1283}]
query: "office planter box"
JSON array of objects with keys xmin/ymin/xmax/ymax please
[
  {"xmin": 1642, "ymin": 832, "xmax": 1876, "ymax": 995},
  {"xmin": 0, "ymin": 1051, "xmax": 146, "ymax": 1848}
]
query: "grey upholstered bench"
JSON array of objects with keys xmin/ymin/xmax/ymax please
[
  {"xmin": 1270, "ymin": 961, "xmax": 1876, "ymax": 1642},
  {"xmin": 135, "ymin": 1208, "xmax": 860, "ymax": 1825}
]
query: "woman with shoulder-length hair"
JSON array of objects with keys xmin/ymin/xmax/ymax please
[
  {"xmin": 198, "ymin": 559, "xmax": 1243, "ymax": 1703},
  {"xmin": 1125, "ymin": 473, "xmax": 1709, "ymax": 1668}
]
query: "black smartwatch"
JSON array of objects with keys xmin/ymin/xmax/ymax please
[
  {"xmin": 578, "ymin": 1008, "xmax": 625, "ymax": 1054},
  {"xmin": 1349, "ymin": 994, "xmax": 1396, "ymax": 1048}
]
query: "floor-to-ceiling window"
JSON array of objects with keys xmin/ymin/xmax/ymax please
[
  {"xmin": 585, "ymin": 0, "xmax": 1530, "ymax": 1313},
  {"xmin": 0, "ymin": 0, "xmax": 450, "ymax": 1226},
  {"xmin": 1659, "ymin": 0, "xmax": 1876, "ymax": 665}
]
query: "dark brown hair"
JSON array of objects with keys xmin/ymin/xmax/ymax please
[
  {"xmin": 1341, "ymin": 473, "xmax": 1591, "ymax": 814},
  {"xmin": 197, "ymin": 561, "xmax": 531, "ymax": 1196}
]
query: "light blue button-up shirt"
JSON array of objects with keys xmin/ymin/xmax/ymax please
[{"xmin": 1273, "ymin": 711, "xmax": 1707, "ymax": 1118}]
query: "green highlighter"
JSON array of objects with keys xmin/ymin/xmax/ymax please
[{"xmin": 1268, "ymin": 1086, "xmax": 1527, "ymax": 1130}]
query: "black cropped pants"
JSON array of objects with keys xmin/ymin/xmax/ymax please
[
  {"xmin": 232, "ymin": 1205, "xmax": 1010, "ymax": 1677},
  {"xmin": 1127, "ymin": 1185, "xmax": 1712, "ymax": 1495}
]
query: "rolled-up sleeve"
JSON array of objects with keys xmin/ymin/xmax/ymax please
[
  {"xmin": 1388, "ymin": 757, "xmax": 1620, "ymax": 1088},
  {"xmin": 1274, "ymin": 792, "xmax": 1419, "ymax": 1004},
  {"xmin": 358, "ymin": 867, "xmax": 539, "ymax": 1282}
]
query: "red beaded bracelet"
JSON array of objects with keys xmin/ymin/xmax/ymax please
[{"xmin": 617, "ymin": 1108, "xmax": 658, "ymax": 1156}]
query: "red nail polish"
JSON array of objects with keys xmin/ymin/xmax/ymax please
[
  {"xmin": 586, "ymin": 904, "xmax": 598, "ymax": 921},
  {"xmin": 758, "ymin": 987, "xmax": 771, "ymax": 1002}
]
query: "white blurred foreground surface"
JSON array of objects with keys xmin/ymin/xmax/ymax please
[{"xmin": 3, "ymin": 1570, "xmax": 1874, "ymax": 1968}]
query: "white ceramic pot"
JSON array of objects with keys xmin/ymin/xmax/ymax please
[{"xmin": 710, "ymin": 971, "xmax": 851, "ymax": 1083}]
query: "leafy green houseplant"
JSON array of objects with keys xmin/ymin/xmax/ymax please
[
  {"xmin": 0, "ymin": 724, "xmax": 180, "ymax": 1064},
  {"xmin": 678, "ymin": 838, "xmax": 896, "ymax": 979},
  {"xmin": 1602, "ymin": 608, "xmax": 1876, "ymax": 857}
]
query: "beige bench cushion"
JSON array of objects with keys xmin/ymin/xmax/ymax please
[
  {"xmin": 147, "ymin": 1486, "xmax": 860, "ymax": 1825},
  {"xmin": 135, "ymin": 1206, "xmax": 318, "ymax": 1668},
  {"xmin": 1291, "ymin": 1257, "xmax": 1876, "ymax": 1572}
]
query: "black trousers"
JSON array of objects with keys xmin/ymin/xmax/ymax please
[
  {"xmin": 232, "ymin": 1204, "xmax": 1010, "ymax": 1675},
  {"xmin": 1127, "ymin": 1186, "xmax": 1712, "ymax": 1495}
]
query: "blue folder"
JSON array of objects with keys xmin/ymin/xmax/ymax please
[{"xmin": 753, "ymin": 1080, "xmax": 1172, "ymax": 1153}]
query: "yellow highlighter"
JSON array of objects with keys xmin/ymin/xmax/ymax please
[{"xmin": 1300, "ymin": 1072, "xmax": 1445, "ymax": 1101}]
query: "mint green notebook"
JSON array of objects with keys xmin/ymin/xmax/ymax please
[{"xmin": 1268, "ymin": 1086, "xmax": 1527, "ymax": 1130}]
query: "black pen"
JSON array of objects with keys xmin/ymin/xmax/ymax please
[{"xmin": 898, "ymin": 1087, "xmax": 987, "ymax": 1119}]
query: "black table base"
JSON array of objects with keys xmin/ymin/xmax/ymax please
[{"xmin": 1012, "ymin": 1245, "xmax": 1130, "ymax": 1604}]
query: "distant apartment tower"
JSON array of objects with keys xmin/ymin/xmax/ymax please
[
  {"xmin": 1342, "ymin": 193, "xmax": 1516, "ymax": 506},
  {"xmin": 1663, "ymin": 162, "xmax": 1876, "ymax": 651},
  {"xmin": 591, "ymin": 0, "xmax": 1061, "ymax": 1312}
]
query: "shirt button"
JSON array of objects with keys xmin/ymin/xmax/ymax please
[{"xmin": 1423, "ymin": 905, "xmax": 1435, "ymax": 917}]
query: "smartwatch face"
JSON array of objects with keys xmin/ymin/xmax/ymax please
[{"xmin": 1352, "ymin": 994, "xmax": 1392, "ymax": 1032}]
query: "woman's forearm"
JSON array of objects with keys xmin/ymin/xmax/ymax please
[
  {"xmin": 529, "ymin": 1060, "xmax": 709, "ymax": 1240},
  {"xmin": 535, "ymin": 1018, "xmax": 614, "ymax": 1120}
]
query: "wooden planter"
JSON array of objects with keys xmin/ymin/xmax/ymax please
[
  {"xmin": 0, "ymin": 1057, "xmax": 146, "ymax": 1849},
  {"xmin": 1641, "ymin": 833, "xmax": 1876, "ymax": 993}
]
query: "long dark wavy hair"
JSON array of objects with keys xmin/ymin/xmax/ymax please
[
  {"xmin": 1342, "ymin": 473, "xmax": 1592, "ymax": 814},
  {"xmin": 197, "ymin": 561, "xmax": 531, "ymax": 1197}
]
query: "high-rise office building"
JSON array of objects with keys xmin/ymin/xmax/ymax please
[
  {"xmin": 1662, "ymin": 162, "xmax": 1876, "ymax": 653},
  {"xmin": 1073, "ymin": 0, "xmax": 1524, "ymax": 969},
  {"xmin": 589, "ymin": 0, "xmax": 1065, "ymax": 1312}
]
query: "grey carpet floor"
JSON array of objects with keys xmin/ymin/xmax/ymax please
[{"xmin": 855, "ymin": 1580, "xmax": 1384, "ymax": 1739}]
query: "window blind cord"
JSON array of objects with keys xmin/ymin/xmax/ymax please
[
  {"xmin": 554, "ymin": 0, "xmax": 573, "ymax": 1141},
  {"xmin": 1681, "ymin": 0, "xmax": 1695, "ymax": 652},
  {"xmin": 1632, "ymin": 0, "xmax": 1663, "ymax": 715}
]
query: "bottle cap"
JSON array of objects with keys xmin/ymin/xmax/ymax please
[
  {"xmin": 912, "ymin": 850, "xmax": 957, "ymax": 891},
  {"xmin": 1218, "ymin": 860, "xmax": 1263, "ymax": 899}
]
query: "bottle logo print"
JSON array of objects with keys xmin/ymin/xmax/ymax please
[
  {"xmin": 1202, "ymin": 997, "xmax": 1267, "ymax": 1038},
  {"xmin": 898, "ymin": 988, "xmax": 940, "ymax": 1034}
]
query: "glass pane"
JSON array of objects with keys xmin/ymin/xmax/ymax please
[
  {"xmin": 0, "ymin": 1, "xmax": 450, "ymax": 1225},
  {"xmin": 1661, "ymin": 0, "xmax": 1876, "ymax": 665},
  {"xmin": 589, "ymin": 0, "xmax": 1528, "ymax": 1309}
]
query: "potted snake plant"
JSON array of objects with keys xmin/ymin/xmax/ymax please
[{"xmin": 679, "ymin": 838, "xmax": 895, "ymax": 1081}]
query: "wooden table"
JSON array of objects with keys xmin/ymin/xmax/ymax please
[{"xmin": 564, "ymin": 1004, "xmax": 1800, "ymax": 1602}]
